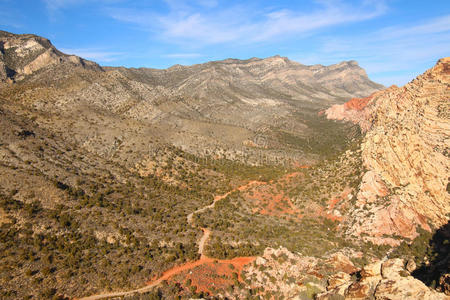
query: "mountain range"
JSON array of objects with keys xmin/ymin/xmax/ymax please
[{"xmin": 0, "ymin": 30, "xmax": 383, "ymax": 165}]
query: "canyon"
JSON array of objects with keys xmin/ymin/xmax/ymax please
[{"xmin": 0, "ymin": 30, "xmax": 448, "ymax": 299}]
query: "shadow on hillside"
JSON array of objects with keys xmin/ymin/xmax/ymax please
[{"xmin": 412, "ymin": 221, "xmax": 450, "ymax": 291}]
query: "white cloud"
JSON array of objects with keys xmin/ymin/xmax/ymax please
[
  {"xmin": 376, "ymin": 15, "xmax": 450, "ymax": 39},
  {"xmin": 108, "ymin": 0, "xmax": 387, "ymax": 46},
  {"xmin": 251, "ymin": 1, "xmax": 386, "ymax": 42},
  {"xmin": 60, "ymin": 48, "xmax": 123, "ymax": 62}
]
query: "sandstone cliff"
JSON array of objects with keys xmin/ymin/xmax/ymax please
[{"xmin": 326, "ymin": 58, "xmax": 450, "ymax": 244}]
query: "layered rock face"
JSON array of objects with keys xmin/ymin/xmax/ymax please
[
  {"xmin": 0, "ymin": 30, "xmax": 101, "ymax": 82},
  {"xmin": 326, "ymin": 58, "xmax": 450, "ymax": 244}
]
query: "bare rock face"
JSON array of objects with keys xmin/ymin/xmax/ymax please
[
  {"xmin": 356, "ymin": 170, "xmax": 389, "ymax": 204},
  {"xmin": 360, "ymin": 260, "xmax": 382, "ymax": 277},
  {"xmin": 344, "ymin": 261, "xmax": 383, "ymax": 299},
  {"xmin": 318, "ymin": 258, "xmax": 450, "ymax": 300},
  {"xmin": 327, "ymin": 252, "xmax": 357, "ymax": 274},
  {"xmin": 327, "ymin": 272, "xmax": 352, "ymax": 290},
  {"xmin": 361, "ymin": 58, "xmax": 450, "ymax": 229},
  {"xmin": 327, "ymin": 57, "xmax": 450, "ymax": 243},
  {"xmin": 324, "ymin": 86, "xmax": 397, "ymax": 131},
  {"xmin": 381, "ymin": 258, "xmax": 405, "ymax": 279},
  {"xmin": 375, "ymin": 276, "xmax": 449, "ymax": 300},
  {"xmin": 405, "ymin": 258, "xmax": 417, "ymax": 273},
  {"xmin": 350, "ymin": 197, "xmax": 431, "ymax": 246},
  {"xmin": 0, "ymin": 30, "xmax": 101, "ymax": 82},
  {"xmin": 241, "ymin": 247, "xmax": 323, "ymax": 299}
]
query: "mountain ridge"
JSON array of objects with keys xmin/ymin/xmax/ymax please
[{"xmin": 0, "ymin": 30, "xmax": 383, "ymax": 166}]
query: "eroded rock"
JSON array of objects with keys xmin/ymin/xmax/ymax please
[
  {"xmin": 319, "ymin": 259, "xmax": 449, "ymax": 300},
  {"xmin": 328, "ymin": 57, "xmax": 450, "ymax": 244}
]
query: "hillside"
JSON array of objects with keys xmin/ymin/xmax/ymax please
[
  {"xmin": 0, "ymin": 30, "xmax": 448, "ymax": 299},
  {"xmin": 1, "ymin": 30, "xmax": 383, "ymax": 166}
]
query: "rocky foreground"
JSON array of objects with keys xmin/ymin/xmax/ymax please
[{"xmin": 318, "ymin": 257, "xmax": 448, "ymax": 299}]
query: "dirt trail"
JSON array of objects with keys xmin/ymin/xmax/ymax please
[
  {"xmin": 198, "ymin": 228, "xmax": 210, "ymax": 257},
  {"xmin": 187, "ymin": 180, "xmax": 264, "ymax": 224},
  {"xmin": 79, "ymin": 180, "xmax": 264, "ymax": 300},
  {"xmin": 77, "ymin": 173, "xmax": 314, "ymax": 299}
]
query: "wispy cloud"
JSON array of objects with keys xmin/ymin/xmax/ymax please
[
  {"xmin": 60, "ymin": 48, "xmax": 123, "ymax": 62},
  {"xmin": 377, "ymin": 15, "xmax": 450, "ymax": 39},
  {"xmin": 251, "ymin": 1, "xmax": 387, "ymax": 42},
  {"xmin": 108, "ymin": 0, "xmax": 387, "ymax": 46}
]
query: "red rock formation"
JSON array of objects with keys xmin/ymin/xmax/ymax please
[
  {"xmin": 343, "ymin": 94, "xmax": 373, "ymax": 111},
  {"xmin": 324, "ymin": 85, "xmax": 398, "ymax": 132}
]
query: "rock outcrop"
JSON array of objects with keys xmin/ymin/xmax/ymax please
[
  {"xmin": 0, "ymin": 30, "xmax": 101, "ymax": 82},
  {"xmin": 318, "ymin": 258, "xmax": 450, "ymax": 299},
  {"xmin": 241, "ymin": 247, "xmax": 323, "ymax": 299},
  {"xmin": 326, "ymin": 58, "xmax": 450, "ymax": 244}
]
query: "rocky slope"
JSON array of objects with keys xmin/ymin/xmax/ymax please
[
  {"xmin": 0, "ymin": 30, "xmax": 382, "ymax": 166},
  {"xmin": 105, "ymin": 56, "xmax": 382, "ymax": 150},
  {"xmin": 0, "ymin": 30, "xmax": 101, "ymax": 83},
  {"xmin": 326, "ymin": 57, "xmax": 450, "ymax": 245}
]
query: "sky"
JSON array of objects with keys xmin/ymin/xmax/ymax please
[{"xmin": 0, "ymin": 0, "xmax": 449, "ymax": 86}]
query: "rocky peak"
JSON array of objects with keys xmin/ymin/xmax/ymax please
[
  {"xmin": 260, "ymin": 54, "xmax": 292, "ymax": 65},
  {"xmin": 0, "ymin": 30, "xmax": 101, "ymax": 83}
]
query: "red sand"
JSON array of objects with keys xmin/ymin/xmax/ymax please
[
  {"xmin": 148, "ymin": 255, "xmax": 255, "ymax": 295},
  {"xmin": 243, "ymin": 172, "xmax": 304, "ymax": 219},
  {"xmin": 143, "ymin": 181, "xmax": 265, "ymax": 293}
]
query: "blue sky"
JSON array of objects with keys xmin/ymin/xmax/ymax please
[{"xmin": 1, "ymin": 0, "xmax": 449, "ymax": 86}]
